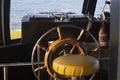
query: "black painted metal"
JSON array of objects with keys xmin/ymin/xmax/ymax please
[
  {"xmin": 21, "ymin": 15, "xmax": 101, "ymax": 44},
  {"xmin": 82, "ymin": 0, "xmax": 97, "ymax": 16},
  {"xmin": 0, "ymin": 0, "xmax": 11, "ymax": 46},
  {"xmin": 0, "ymin": 0, "xmax": 3, "ymax": 45}
]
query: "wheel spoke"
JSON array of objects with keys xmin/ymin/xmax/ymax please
[
  {"xmin": 87, "ymin": 48, "xmax": 99, "ymax": 54},
  {"xmin": 91, "ymin": 48, "xmax": 99, "ymax": 52},
  {"xmin": 36, "ymin": 44, "xmax": 47, "ymax": 51},
  {"xmin": 63, "ymin": 49, "xmax": 67, "ymax": 55},
  {"xmin": 57, "ymin": 27, "xmax": 62, "ymax": 39},
  {"xmin": 86, "ymin": 15, "xmax": 93, "ymax": 31},
  {"xmin": 77, "ymin": 29, "xmax": 84, "ymax": 40},
  {"xmin": 34, "ymin": 65, "xmax": 46, "ymax": 72},
  {"xmin": 69, "ymin": 46, "xmax": 76, "ymax": 54},
  {"xmin": 69, "ymin": 29, "xmax": 84, "ymax": 54}
]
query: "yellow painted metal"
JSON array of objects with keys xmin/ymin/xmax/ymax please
[
  {"xmin": 52, "ymin": 55, "xmax": 100, "ymax": 77},
  {"xmin": 10, "ymin": 29, "xmax": 21, "ymax": 39}
]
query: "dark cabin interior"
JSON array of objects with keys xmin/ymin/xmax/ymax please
[{"xmin": 1, "ymin": 0, "xmax": 120, "ymax": 80}]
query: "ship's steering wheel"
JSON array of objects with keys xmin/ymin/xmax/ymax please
[{"xmin": 31, "ymin": 24, "xmax": 101, "ymax": 80}]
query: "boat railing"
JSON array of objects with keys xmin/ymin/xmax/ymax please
[{"xmin": 0, "ymin": 62, "xmax": 44, "ymax": 80}]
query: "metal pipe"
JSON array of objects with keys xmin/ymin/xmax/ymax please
[
  {"xmin": 37, "ymin": 47, "xmax": 41, "ymax": 80},
  {"xmin": 3, "ymin": 66, "xmax": 8, "ymax": 80},
  {"xmin": 1, "ymin": 0, "xmax": 6, "ymax": 46},
  {"xmin": 0, "ymin": 62, "xmax": 44, "ymax": 67}
]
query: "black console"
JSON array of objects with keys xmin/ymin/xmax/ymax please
[{"xmin": 21, "ymin": 12, "xmax": 101, "ymax": 43}]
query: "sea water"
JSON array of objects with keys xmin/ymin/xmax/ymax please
[{"xmin": 10, "ymin": 0, "xmax": 110, "ymax": 30}]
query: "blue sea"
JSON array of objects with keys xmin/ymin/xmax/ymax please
[{"xmin": 10, "ymin": 0, "xmax": 110, "ymax": 30}]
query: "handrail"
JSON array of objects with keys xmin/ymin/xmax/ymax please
[
  {"xmin": 0, "ymin": 62, "xmax": 44, "ymax": 80},
  {"xmin": 0, "ymin": 62, "xmax": 44, "ymax": 67}
]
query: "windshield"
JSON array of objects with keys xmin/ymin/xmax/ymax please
[
  {"xmin": 10, "ymin": 0, "xmax": 84, "ymax": 30},
  {"xmin": 34, "ymin": 0, "xmax": 84, "ymax": 13},
  {"xmin": 95, "ymin": 0, "xmax": 110, "ymax": 18},
  {"xmin": 10, "ymin": 0, "xmax": 110, "ymax": 32}
]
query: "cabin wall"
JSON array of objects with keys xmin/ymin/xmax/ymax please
[
  {"xmin": 109, "ymin": 0, "xmax": 120, "ymax": 80},
  {"xmin": 0, "ymin": 43, "xmax": 33, "ymax": 63}
]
